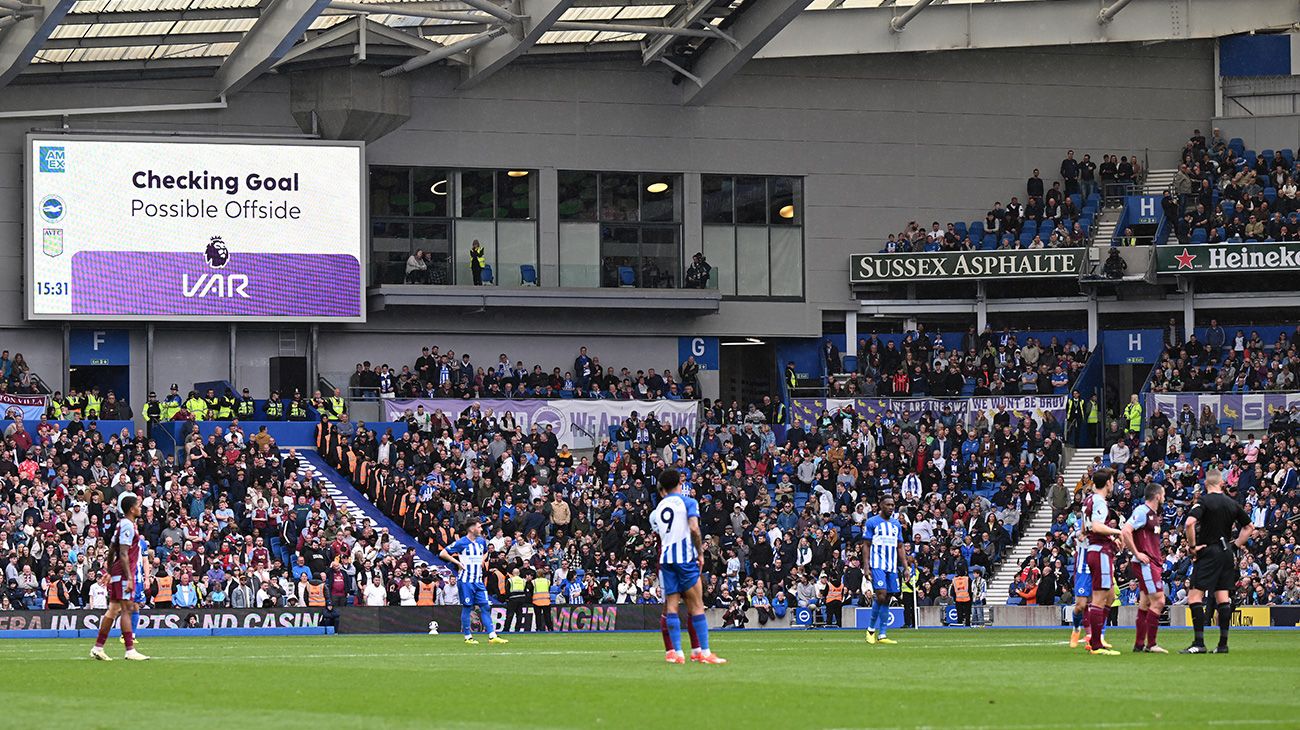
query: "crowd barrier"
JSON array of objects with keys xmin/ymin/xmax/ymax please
[
  {"xmin": 150, "ymin": 419, "xmax": 410, "ymax": 453},
  {"xmin": 0, "ymin": 419, "xmax": 135, "ymax": 437},
  {"xmin": 790, "ymin": 396, "xmax": 1067, "ymax": 431}
]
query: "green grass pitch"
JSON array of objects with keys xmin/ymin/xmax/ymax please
[{"xmin": 2, "ymin": 629, "xmax": 1297, "ymax": 729}]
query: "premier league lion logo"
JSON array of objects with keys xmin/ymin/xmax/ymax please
[{"xmin": 205, "ymin": 236, "xmax": 230, "ymax": 269}]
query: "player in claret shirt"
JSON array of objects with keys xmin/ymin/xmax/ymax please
[
  {"xmin": 1082, "ymin": 468, "xmax": 1122, "ymax": 656},
  {"xmin": 1122, "ymin": 483, "xmax": 1169, "ymax": 653}
]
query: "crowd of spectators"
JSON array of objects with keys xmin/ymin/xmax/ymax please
[
  {"xmin": 878, "ymin": 149, "xmax": 1144, "ymax": 253},
  {"xmin": 830, "ymin": 325, "xmax": 1090, "ymax": 398},
  {"xmin": 0, "ymin": 417, "xmax": 420, "ymax": 612},
  {"xmin": 313, "ymin": 385, "xmax": 1063, "ymax": 619},
  {"xmin": 0, "ymin": 350, "xmax": 42, "ymax": 397},
  {"xmin": 1169, "ymin": 129, "xmax": 1300, "ymax": 245},
  {"xmin": 347, "ymin": 343, "xmax": 703, "ymax": 401},
  {"xmin": 1147, "ymin": 320, "xmax": 1300, "ymax": 394}
]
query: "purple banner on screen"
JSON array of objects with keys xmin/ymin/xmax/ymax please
[{"xmin": 70, "ymin": 251, "xmax": 361, "ymax": 318}]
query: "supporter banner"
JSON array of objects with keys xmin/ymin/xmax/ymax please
[
  {"xmin": 1183, "ymin": 606, "xmax": 1271, "ymax": 628},
  {"xmin": 0, "ymin": 605, "xmax": 662, "ymax": 635},
  {"xmin": 791, "ymin": 396, "xmax": 1066, "ymax": 431},
  {"xmin": 849, "ymin": 250, "xmax": 1084, "ymax": 284},
  {"xmin": 1155, "ymin": 242, "xmax": 1300, "ymax": 275},
  {"xmin": 0, "ymin": 393, "xmax": 48, "ymax": 420},
  {"xmin": 382, "ymin": 398, "xmax": 698, "ymax": 449},
  {"xmin": 1147, "ymin": 392, "xmax": 1300, "ymax": 432}
]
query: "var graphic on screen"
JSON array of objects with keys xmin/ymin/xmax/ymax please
[{"xmin": 27, "ymin": 136, "xmax": 365, "ymax": 322}]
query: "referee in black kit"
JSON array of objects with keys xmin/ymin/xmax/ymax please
[{"xmin": 1181, "ymin": 469, "xmax": 1255, "ymax": 654}]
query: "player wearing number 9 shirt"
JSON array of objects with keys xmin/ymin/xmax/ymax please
[{"xmin": 651, "ymin": 468, "xmax": 725, "ymax": 665}]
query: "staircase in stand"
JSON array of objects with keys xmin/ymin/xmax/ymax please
[
  {"xmin": 1142, "ymin": 168, "xmax": 1178, "ymax": 196},
  {"xmin": 985, "ymin": 447, "xmax": 1104, "ymax": 605}
]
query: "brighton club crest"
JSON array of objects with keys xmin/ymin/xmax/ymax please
[
  {"xmin": 205, "ymin": 236, "xmax": 230, "ymax": 269},
  {"xmin": 42, "ymin": 228, "xmax": 63, "ymax": 257}
]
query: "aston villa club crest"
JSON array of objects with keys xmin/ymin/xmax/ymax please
[
  {"xmin": 42, "ymin": 228, "xmax": 63, "ymax": 257},
  {"xmin": 205, "ymin": 236, "xmax": 230, "ymax": 269}
]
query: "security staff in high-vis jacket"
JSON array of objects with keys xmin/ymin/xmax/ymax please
[
  {"xmin": 142, "ymin": 392, "xmax": 163, "ymax": 426},
  {"xmin": 65, "ymin": 388, "xmax": 83, "ymax": 417},
  {"xmin": 528, "ymin": 569, "xmax": 553, "ymax": 632},
  {"xmin": 236, "ymin": 388, "xmax": 256, "ymax": 419},
  {"xmin": 1123, "ymin": 393, "xmax": 1143, "ymax": 435},
  {"xmin": 85, "ymin": 387, "xmax": 102, "ymax": 420},
  {"xmin": 46, "ymin": 392, "xmax": 64, "ymax": 420},
  {"xmin": 310, "ymin": 390, "xmax": 331, "ymax": 420},
  {"xmin": 264, "ymin": 391, "xmax": 285, "ymax": 420},
  {"xmin": 287, "ymin": 392, "xmax": 309, "ymax": 421},
  {"xmin": 327, "ymin": 387, "xmax": 347, "ymax": 421},
  {"xmin": 784, "ymin": 361, "xmax": 797, "ymax": 391},
  {"xmin": 203, "ymin": 389, "xmax": 220, "ymax": 421},
  {"xmin": 184, "ymin": 390, "xmax": 208, "ymax": 420},
  {"xmin": 1066, "ymin": 389, "xmax": 1089, "ymax": 448},
  {"xmin": 217, "ymin": 388, "xmax": 236, "ymax": 420},
  {"xmin": 504, "ymin": 568, "xmax": 530, "ymax": 632},
  {"xmin": 900, "ymin": 562, "xmax": 919, "ymax": 628}
]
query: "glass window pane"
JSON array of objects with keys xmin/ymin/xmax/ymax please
[
  {"xmin": 497, "ymin": 170, "xmax": 536, "ymax": 220},
  {"xmin": 770, "ymin": 176, "xmax": 801, "ymax": 226},
  {"xmin": 641, "ymin": 174, "xmax": 680, "ymax": 223},
  {"xmin": 601, "ymin": 173, "xmax": 640, "ymax": 222},
  {"xmin": 735, "ymin": 176, "xmax": 767, "ymax": 225},
  {"xmin": 702, "ymin": 175, "xmax": 733, "ymax": 224},
  {"xmin": 454, "ymin": 220, "xmax": 494, "ymax": 286},
  {"xmin": 412, "ymin": 168, "xmax": 450, "ymax": 217},
  {"xmin": 560, "ymin": 222, "xmax": 600, "ymax": 287},
  {"xmin": 496, "ymin": 221, "xmax": 537, "ymax": 287},
  {"xmin": 414, "ymin": 221, "xmax": 452, "ymax": 285},
  {"xmin": 558, "ymin": 171, "xmax": 597, "ymax": 221},
  {"xmin": 736, "ymin": 227, "xmax": 769, "ymax": 295},
  {"xmin": 769, "ymin": 226, "xmax": 803, "ymax": 297},
  {"xmin": 460, "ymin": 170, "xmax": 496, "ymax": 219},
  {"xmin": 640, "ymin": 225, "xmax": 679, "ymax": 288},
  {"xmin": 371, "ymin": 220, "xmax": 410, "ymax": 285},
  {"xmin": 600, "ymin": 225, "xmax": 640, "ymax": 287},
  {"xmin": 703, "ymin": 225, "xmax": 736, "ymax": 296},
  {"xmin": 369, "ymin": 166, "xmax": 409, "ymax": 217}
]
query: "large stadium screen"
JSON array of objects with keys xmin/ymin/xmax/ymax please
[{"xmin": 25, "ymin": 135, "xmax": 366, "ymax": 322}]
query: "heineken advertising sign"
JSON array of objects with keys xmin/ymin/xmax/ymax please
[
  {"xmin": 1156, "ymin": 243, "xmax": 1300, "ymax": 275},
  {"xmin": 849, "ymin": 249, "xmax": 1084, "ymax": 283}
]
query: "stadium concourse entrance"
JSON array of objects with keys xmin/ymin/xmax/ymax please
[
  {"xmin": 719, "ymin": 339, "xmax": 775, "ymax": 407},
  {"xmin": 67, "ymin": 328, "xmax": 130, "ymax": 405}
]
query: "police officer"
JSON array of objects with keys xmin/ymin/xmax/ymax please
[
  {"xmin": 162, "ymin": 384, "xmax": 183, "ymax": 421},
  {"xmin": 1182, "ymin": 469, "xmax": 1255, "ymax": 654},
  {"xmin": 504, "ymin": 567, "xmax": 530, "ymax": 632},
  {"xmin": 184, "ymin": 390, "xmax": 208, "ymax": 420},
  {"xmin": 236, "ymin": 388, "xmax": 256, "ymax": 419},
  {"xmin": 287, "ymin": 392, "xmax": 309, "ymax": 421},
  {"xmin": 264, "ymin": 391, "xmax": 285, "ymax": 420},
  {"xmin": 311, "ymin": 389, "xmax": 331, "ymax": 420}
]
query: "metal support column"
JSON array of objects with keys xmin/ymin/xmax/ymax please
[
  {"xmin": 61, "ymin": 323, "xmax": 70, "ymax": 393},
  {"xmin": 1182, "ymin": 278, "xmax": 1196, "ymax": 342},
  {"xmin": 229, "ymin": 324, "xmax": 237, "ymax": 385},
  {"xmin": 1087, "ymin": 292, "xmax": 1100, "ymax": 351},
  {"xmin": 975, "ymin": 281, "xmax": 988, "ymax": 333},
  {"xmin": 146, "ymin": 324, "xmax": 154, "ymax": 395},
  {"xmin": 309, "ymin": 325, "xmax": 320, "ymax": 393},
  {"xmin": 845, "ymin": 310, "xmax": 858, "ymax": 358}
]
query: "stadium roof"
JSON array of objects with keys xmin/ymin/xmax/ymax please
[{"xmin": 1, "ymin": 0, "xmax": 1298, "ymax": 104}]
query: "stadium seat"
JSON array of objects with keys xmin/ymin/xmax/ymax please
[
  {"xmin": 1191, "ymin": 228, "xmax": 1208, "ymax": 244},
  {"xmin": 1069, "ymin": 194, "xmax": 1081, "ymax": 210},
  {"xmin": 1265, "ymin": 188, "xmax": 1277, "ymax": 203},
  {"xmin": 520, "ymin": 264, "xmax": 538, "ymax": 286},
  {"xmin": 618, "ymin": 266, "xmax": 636, "ymax": 286},
  {"xmin": 1228, "ymin": 137, "xmax": 1244, "ymax": 152},
  {"xmin": 982, "ymin": 234, "xmax": 996, "ymax": 249},
  {"xmin": 480, "ymin": 265, "xmax": 494, "ymax": 284},
  {"xmin": 953, "ymin": 221, "xmax": 967, "ymax": 238},
  {"xmin": 1216, "ymin": 227, "xmax": 1226, "ymax": 240},
  {"xmin": 1282, "ymin": 148, "xmax": 1295, "ymax": 164},
  {"xmin": 1022, "ymin": 220, "xmax": 1038, "ymax": 237},
  {"xmin": 1222, "ymin": 201, "xmax": 1235, "ymax": 216}
]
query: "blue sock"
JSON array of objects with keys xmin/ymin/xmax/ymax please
[
  {"xmin": 665, "ymin": 614, "xmax": 682, "ymax": 652},
  {"xmin": 480, "ymin": 603, "xmax": 496, "ymax": 637},
  {"xmin": 876, "ymin": 602, "xmax": 889, "ymax": 637},
  {"xmin": 691, "ymin": 614, "xmax": 710, "ymax": 653},
  {"xmin": 461, "ymin": 606, "xmax": 473, "ymax": 637},
  {"xmin": 130, "ymin": 611, "xmax": 140, "ymax": 635},
  {"xmin": 1072, "ymin": 608, "xmax": 1083, "ymax": 629}
]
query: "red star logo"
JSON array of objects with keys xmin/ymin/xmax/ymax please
[{"xmin": 1174, "ymin": 248, "xmax": 1197, "ymax": 269}]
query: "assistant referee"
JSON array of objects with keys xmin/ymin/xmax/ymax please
[{"xmin": 1181, "ymin": 469, "xmax": 1255, "ymax": 654}]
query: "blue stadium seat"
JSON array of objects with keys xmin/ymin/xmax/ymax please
[
  {"xmin": 1265, "ymin": 188, "xmax": 1277, "ymax": 203},
  {"xmin": 1019, "ymin": 232, "xmax": 1033, "ymax": 247},
  {"xmin": 1216, "ymin": 227, "xmax": 1226, "ymax": 240},
  {"xmin": 1221, "ymin": 200, "xmax": 1235, "ymax": 216},
  {"xmin": 480, "ymin": 265, "xmax": 494, "ymax": 284},
  {"xmin": 1080, "ymin": 220, "xmax": 1091, "ymax": 237},
  {"xmin": 1069, "ymin": 194, "xmax": 1082, "ymax": 210},
  {"xmin": 970, "ymin": 221, "xmax": 984, "ymax": 237},
  {"xmin": 618, "ymin": 266, "xmax": 636, "ymax": 286},
  {"xmin": 981, "ymin": 235, "xmax": 996, "ymax": 250},
  {"xmin": 1282, "ymin": 149, "xmax": 1295, "ymax": 164},
  {"xmin": 1022, "ymin": 220, "xmax": 1037, "ymax": 237},
  {"xmin": 1191, "ymin": 228, "xmax": 1208, "ymax": 244},
  {"xmin": 953, "ymin": 221, "xmax": 967, "ymax": 238},
  {"xmin": 520, "ymin": 264, "xmax": 538, "ymax": 285},
  {"xmin": 1228, "ymin": 137, "xmax": 1244, "ymax": 152},
  {"xmin": 1262, "ymin": 149, "xmax": 1274, "ymax": 161}
]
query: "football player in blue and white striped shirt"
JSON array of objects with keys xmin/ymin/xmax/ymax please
[
  {"xmin": 861, "ymin": 496, "xmax": 908, "ymax": 645},
  {"xmin": 440, "ymin": 520, "xmax": 508, "ymax": 646},
  {"xmin": 651, "ymin": 468, "xmax": 725, "ymax": 665}
]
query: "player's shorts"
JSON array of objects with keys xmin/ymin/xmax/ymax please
[
  {"xmin": 108, "ymin": 576, "xmax": 128, "ymax": 602},
  {"xmin": 1130, "ymin": 561, "xmax": 1164, "ymax": 595},
  {"xmin": 1073, "ymin": 570, "xmax": 1092, "ymax": 598},
  {"xmin": 457, "ymin": 581, "xmax": 490, "ymax": 606},
  {"xmin": 132, "ymin": 584, "xmax": 146, "ymax": 604},
  {"xmin": 659, "ymin": 562, "xmax": 701, "ymax": 596},
  {"xmin": 870, "ymin": 568, "xmax": 901, "ymax": 594},
  {"xmin": 1084, "ymin": 549, "xmax": 1114, "ymax": 591},
  {"xmin": 1190, "ymin": 547, "xmax": 1236, "ymax": 593}
]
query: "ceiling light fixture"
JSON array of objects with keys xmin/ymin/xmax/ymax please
[
  {"xmin": 430, "ymin": 180, "xmax": 447, "ymax": 195},
  {"xmin": 778, "ymin": 205, "xmax": 795, "ymax": 219},
  {"xmin": 646, "ymin": 182, "xmax": 669, "ymax": 194},
  {"xmin": 507, "ymin": 170, "xmax": 530, "ymax": 177}
]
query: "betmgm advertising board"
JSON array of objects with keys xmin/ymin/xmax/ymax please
[{"xmin": 26, "ymin": 135, "xmax": 366, "ymax": 322}]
